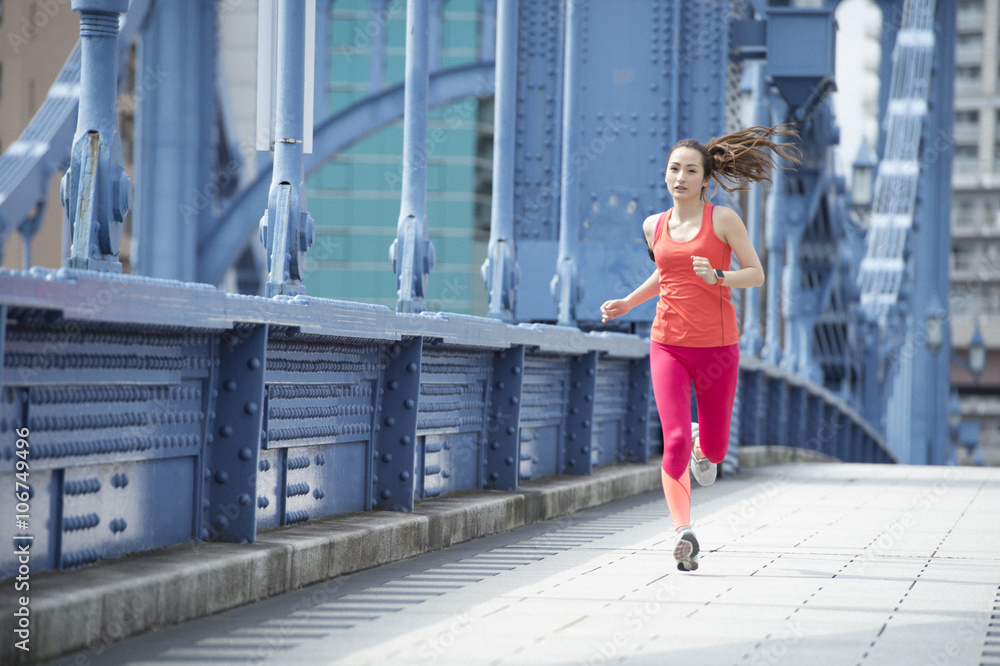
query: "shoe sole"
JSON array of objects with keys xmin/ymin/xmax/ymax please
[
  {"xmin": 690, "ymin": 422, "xmax": 717, "ymax": 487},
  {"xmin": 673, "ymin": 531, "xmax": 700, "ymax": 572}
]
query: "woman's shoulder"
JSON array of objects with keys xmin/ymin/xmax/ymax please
[
  {"xmin": 709, "ymin": 204, "xmax": 743, "ymax": 228},
  {"xmin": 643, "ymin": 209, "xmax": 671, "ymax": 231}
]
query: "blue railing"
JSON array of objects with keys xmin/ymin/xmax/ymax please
[
  {"xmin": 0, "ymin": 266, "xmax": 894, "ymax": 577},
  {"xmin": 0, "ymin": 267, "xmax": 651, "ymax": 575}
]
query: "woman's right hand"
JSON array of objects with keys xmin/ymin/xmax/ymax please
[{"xmin": 600, "ymin": 299, "xmax": 631, "ymax": 323}]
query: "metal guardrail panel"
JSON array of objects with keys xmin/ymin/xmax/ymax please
[{"xmin": 0, "ymin": 268, "xmax": 890, "ymax": 577}]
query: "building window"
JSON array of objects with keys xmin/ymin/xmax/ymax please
[
  {"xmin": 952, "ymin": 241, "xmax": 976, "ymax": 274},
  {"xmin": 957, "ymin": 66, "xmax": 981, "ymax": 82},
  {"xmin": 958, "ymin": 32, "xmax": 983, "ymax": 47},
  {"xmin": 956, "ymin": 110, "xmax": 979, "ymax": 125},
  {"xmin": 958, "ymin": 0, "xmax": 984, "ymax": 15},
  {"xmin": 954, "ymin": 144, "xmax": 979, "ymax": 175},
  {"xmin": 954, "ymin": 199, "xmax": 976, "ymax": 229}
]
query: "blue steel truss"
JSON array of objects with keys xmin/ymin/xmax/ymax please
[{"xmin": 1, "ymin": 0, "xmax": 956, "ymax": 577}]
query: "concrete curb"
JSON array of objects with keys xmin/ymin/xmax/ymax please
[{"xmin": 1, "ymin": 461, "xmax": 662, "ymax": 665}]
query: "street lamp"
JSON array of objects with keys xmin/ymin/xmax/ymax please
[
  {"xmin": 948, "ymin": 389, "xmax": 961, "ymax": 433},
  {"xmin": 950, "ymin": 322, "xmax": 987, "ymax": 383},
  {"xmin": 968, "ymin": 324, "xmax": 986, "ymax": 382},
  {"xmin": 925, "ymin": 313, "xmax": 944, "ymax": 354},
  {"xmin": 850, "ymin": 138, "xmax": 877, "ymax": 208}
]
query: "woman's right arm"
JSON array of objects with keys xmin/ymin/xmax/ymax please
[{"xmin": 600, "ymin": 269, "xmax": 659, "ymax": 323}]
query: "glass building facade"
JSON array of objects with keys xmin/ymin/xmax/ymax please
[{"xmin": 304, "ymin": 0, "xmax": 492, "ymax": 315}]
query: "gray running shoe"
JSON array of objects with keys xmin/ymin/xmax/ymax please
[
  {"xmin": 673, "ymin": 526, "xmax": 700, "ymax": 571},
  {"xmin": 689, "ymin": 422, "xmax": 717, "ymax": 487}
]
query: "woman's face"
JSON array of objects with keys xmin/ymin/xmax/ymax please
[{"xmin": 665, "ymin": 146, "xmax": 707, "ymax": 202}]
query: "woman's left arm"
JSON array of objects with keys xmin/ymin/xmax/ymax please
[{"xmin": 692, "ymin": 207, "xmax": 765, "ymax": 288}]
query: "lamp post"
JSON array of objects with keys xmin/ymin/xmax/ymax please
[
  {"xmin": 968, "ymin": 324, "xmax": 986, "ymax": 383},
  {"xmin": 850, "ymin": 138, "xmax": 877, "ymax": 209}
]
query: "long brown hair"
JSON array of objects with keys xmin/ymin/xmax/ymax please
[{"xmin": 668, "ymin": 124, "xmax": 802, "ymax": 201}]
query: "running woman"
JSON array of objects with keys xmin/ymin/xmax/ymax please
[{"xmin": 600, "ymin": 125, "xmax": 800, "ymax": 571}]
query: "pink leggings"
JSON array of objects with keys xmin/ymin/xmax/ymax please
[{"xmin": 651, "ymin": 341, "xmax": 739, "ymax": 481}]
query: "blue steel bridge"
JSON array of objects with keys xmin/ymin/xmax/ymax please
[{"xmin": 0, "ymin": 0, "xmax": 953, "ymax": 626}]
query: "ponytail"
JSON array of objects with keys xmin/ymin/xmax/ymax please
[{"xmin": 669, "ymin": 124, "xmax": 801, "ymax": 201}]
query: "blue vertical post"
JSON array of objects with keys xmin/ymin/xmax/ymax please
[
  {"xmin": 429, "ymin": 0, "xmax": 445, "ymax": 72},
  {"xmin": 373, "ymin": 338, "xmax": 423, "ymax": 511},
  {"xmin": 563, "ymin": 351, "xmax": 598, "ymax": 475},
  {"xmin": 483, "ymin": 0, "xmax": 518, "ymax": 320},
  {"xmin": 554, "ymin": 0, "xmax": 583, "ymax": 327},
  {"xmin": 485, "ymin": 345, "xmax": 525, "ymax": 490},
  {"xmin": 64, "ymin": 0, "xmax": 132, "ymax": 274},
  {"xmin": 132, "ymin": 0, "xmax": 215, "ymax": 281},
  {"xmin": 761, "ymin": 96, "xmax": 788, "ymax": 366},
  {"xmin": 204, "ymin": 324, "xmax": 268, "ymax": 543},
  {"xmin": 391, "ymin": 0, "xmax": 436, "ymax": 313},
  {"xmin": 368, "ymin": 0, "xmax": 388, "ymax": 92},
  {"xmin": 479, "ymin": 0, "xmax": 497, "ymax": 61},
  {"xmin": 741, "ymin": 62, "xmax": 767, "ymax": 357},
  {"xmin": 260, "ymin": 0, "xmax": 316, "ymax": 298},
  {"xmin": 913, "ymin": 0, "xmax": 955, "ymax": 464},
  {"xmin": 315, "ymin": 0, "xmax": 331, "ymax": 124}
]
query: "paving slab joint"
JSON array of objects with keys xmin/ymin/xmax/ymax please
[{"xmin": 0, "ymin": 461, "xmax": 663, "ymax": 665}]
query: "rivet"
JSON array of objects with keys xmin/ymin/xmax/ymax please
[
  {"xmin": 400, "ymin": 435, "xmax": 411, "ymax": 446},
  {"xmin": 214, "ymin": 516, "xmax": 229, "ymax": 530},
  {"xmin": 506, "ymin": 456, "xmax": 514, "ymax": 465},
  {"xmin": 248, "ymin": 358, "xmax": 261, "ymax": 370},
  {"xmin": 509, "ymin": 396, "xmax": 519, "ymax": 405},
  {"xmin": 220, "ymin": 425, "xmax": 233, "ymax": 437},
  {"xmin": 385, "ymin": 416, "xmax": 396, "ymax": 426},
  {"xmin": 388, "ymin": 380, "xmax": 400, "ymax": 390},
  {"xmin": 490, "ymin": 441, "xmax": 500, "ymax": 450},
  {"xmin": 507, "ymin": 426, "xmax": 516, "ymax": 435},
  {"xmin": 215, "ymin": 471, "xmax": 229, "ymax": 484},
  {"xmin": 400, "ymin": 471, "xmax": 410, "ymax": 481},
  {"xmin": 407, "ymin": 362, "xmax": 418, "ymax": 373},
  {"xmin": 245, "ymin": 402, "xmax": 258, "ymax": 415},
  {"xmin": 237, "ymin": 493, "xmax": 252, "ymax": 507},
  {"xmin": 223, "ymin": 380, "xmax": 237, "ymax": 392},
  {"xmin": 491, "ymin": 472, "xmax": 500, "ymax": 480},
  {"xmin": 238, "ymin": 447, "xmax": 253, "ymax": 461},
  {"xmin": 383, "ymin": 452, "xmax": 393, "ymax": 462},
  {"xmin": 381, "ymin": 489, "xmax": 392, "ymax": 499},
  {"xmin": 404, "ymin": 398, "xmax": 415, "ymax": 409},
  {"xmin": 495, "ymin": 381, "xmax": 505, "ymax": 390}
]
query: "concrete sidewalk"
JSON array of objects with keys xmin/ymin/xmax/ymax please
[
  {"xmin": 35, "ymin": 462, "xmax": 1000, "ymax": 666},
  {"xmin": 2, "ymin": 460, "xmax": 665, "ymax": 665}
]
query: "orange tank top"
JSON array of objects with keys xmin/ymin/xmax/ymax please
[{"xmin": 650, "ymin": 204, "xmax": 739, "ymax": 347}]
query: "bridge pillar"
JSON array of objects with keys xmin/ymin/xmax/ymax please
[
  {"xmin": 260, "ymin": 0, "xmax": 316, "ymax": 298},
  {"xmin": 390, "ymin": 0, "xmax": 436, "ymax": 313},
  {"xmin": 64, "ymin": 0, "xmax": 132, "ymax": 274}
]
